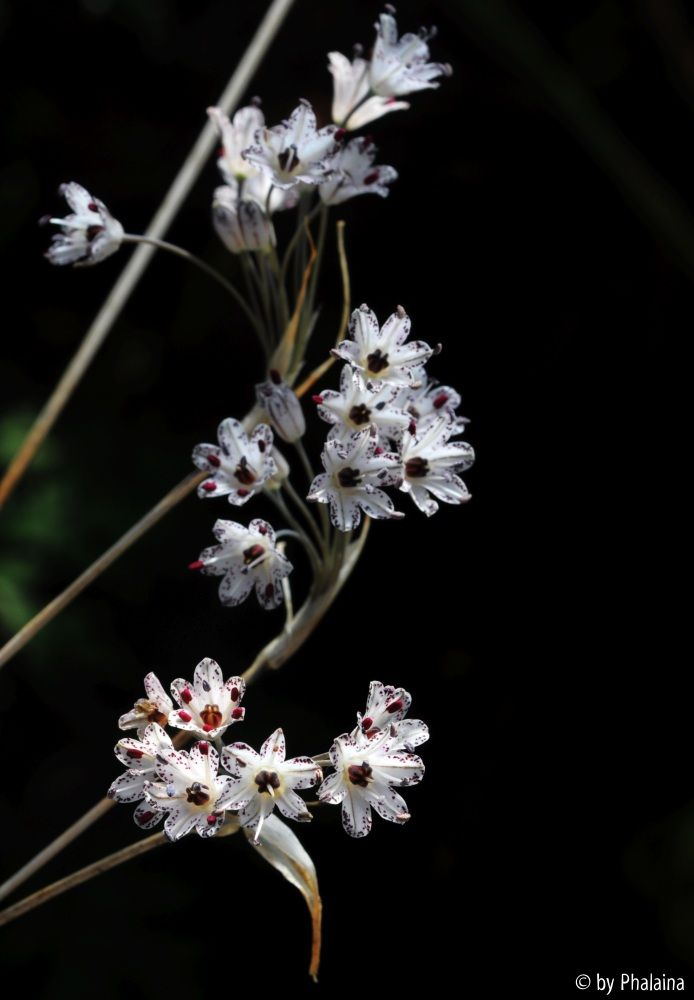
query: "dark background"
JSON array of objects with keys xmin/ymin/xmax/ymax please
[{"xmin": 0, "ymin": 0, "xmax": 691, "ymax": 995}]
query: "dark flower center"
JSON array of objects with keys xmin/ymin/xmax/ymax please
[
  {"xmin": 337, "ymin": 466, "xmax": 362, "ymax": 489},
  {"xmin": 235, "ymin": 456, "xmax": 257, "ymax": 485},
  {"xmin": 405, "ymin": 457, "xmax": 429, "ymax": 478},
  {"xmin": 348, "ymin": 403, "xmax": 371, "ymax": 426},
  {"xmin": 366, "ymin": 349, "xmax": 389, "ymax": 374},
  {"xmin": 255, "ymin": 770, "xmax": 281, "ymax": 794},
  {"xmin": 186, "ymin": 782, "xmax": 210, "ymax": 806},
  {"xmin": 347, "ymin": 762, "xmax": 373, "ymax": 788}
]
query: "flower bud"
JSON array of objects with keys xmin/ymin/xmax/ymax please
[
  {"xmin": 256, "ymin": 370, "xmax": 306, "ymax": 442},
  {"xmin": 212, "ymin": 187, "xmax": 275, "ymax": 254}
]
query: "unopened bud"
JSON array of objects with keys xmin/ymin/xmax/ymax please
[
  {"xmin": 212, "ymin": 188, "xmax": 276, "ymax": 254},
  {"xmin": 255, "ymin": 374, "xmax": 306, "ymax": 443}
]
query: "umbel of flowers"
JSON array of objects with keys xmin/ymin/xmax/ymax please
[{"xmin": 111, "ymin": 664, "xmax": 428, "ymax": 843}]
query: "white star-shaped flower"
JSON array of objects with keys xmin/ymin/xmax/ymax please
[
  {"xmin": 327, "ymin": 50, "xmax": 409, "ymax": 130},
  {"xmin": 400, "ymin": 377, "xmax": 464, "ymax": 424},
  {"xmin": 354, "ymin": 680, "xmax": 429, "ymax": 753},
  {"xmin": 399, "ymin": 414, "xmax": 475, "ymax": 516},
  {"xmin": 222, "ymin": 728, "xmax": 322, "ymax": 844},
  {"xmin": 189, "ymin": 518, "xmax": 293, "ymax": 610},
  {"xmin": 193, "ymin": 417, "xmax": 276, "ymax": 505},
  {"xmin": 108, "ymin": 722, "xmax": 173, "ymax": 830},
  {"xmin": 318, "ymin": 729, "xmax": 424, "ymax": 838},
  {"xmin": 169, "ymin": 657, "xmax": 246, "ymax": 739},
  {"xmin": 313, "ymin": 364, "xmax": 411, "ymax": 445},
  {"xmin": 242, "ymin": 100, "xmax": 342, "ymax": 190},
  {"xmin": 42, "ymin": 182, "xmax": 124, "ymax": 266},
  {"xmin": 144, "ymin": 740, "xmax": 237, "ymax": 841},
  {"xmin": 333, "ymin": 304, "xmax": 435, "ymax": 388},
  {"xmin": 207, "ymin": 105, "xmax": 297, "ymax": 213},
  {"xmin": 118, "ymin": 672, "xmax": 173, "ymax": 738},
  {"xmin": 320, "ymin": 136, "xmax": 397, "ymax": 205},
  {"xmin": 307, "ymin": 430, "xmax": 403, "ymax": 531},
  {"xmin": 369, "ymin": 11, "xmax": 452, "ymax": 98}
]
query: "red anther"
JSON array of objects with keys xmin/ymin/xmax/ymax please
[
  {"xmin": 312, "ymin": 394, "xmax": 324, "ymax": 404},
  {"xmin": 361, "ymin": 716, "xmax": 373, "ymax": 731},
  {"xmin": 257, "ymin": 523, "xmax": 268, "ymax": 535},
  {"xmin": 202, "ymin": 724, "xmax": 213, "ymax": 733},
  {"xmin": 178, "ymin": 710, "xmax": 192, "ymax": 722},
  {"xmin": 180, "ymin": 687, "xmax": 193, "ymax": 703},
  {"xmin": 230, "ymin": 686, "xmax": 239, "ymax": 701},
  {"xmin": 386, "ymin": 698, "xmax": 404, "ymax": 714},
  {"xmin": 198, "ymin": 742, "xmax": 209, "ymax": 755},
  {"xmin": 237, "ymin": 488, "xmax": 249, "ymax": 498},
  {"xmin": 207, "ymin": 453, "xmax": 221, "ymax": 467},
  {"xmin": 126, "ymin": 748, "xmax": 144, "ymax": 759},
  {"xmin": 207, "ymin": 814, "xmax": 218, "ymax": 825},
  {"xmin": 433, "ymin": 392, "xmax": 449, "ymax": 410},
  {"xmin": 334, "ymin": 128, "xmax": 346, "ymax": 141},
  {"xmin": 137, "ymin": 811, "xmax": 155, "ymax": 825},
  {"xmin": 87, "ymin": 202, "xmax": 99, "ymax": 212},
  {"xmin": 202, "ymin": 481, "xmax": 217, "ymax": 492},
  {"xmin": 363, "ymin": 170, "xmax": 380, "ymax": 185},
  {"xmin": 374, "ymin": 446, "xmax": 384, "ymax": 456},
  {"xmin": 188, "ymin": 560, "xmax": 204, "ymax": 571},
  {"xmin": 408, "ymin": 420, "xmax": 417, "ymax": 435},
  {"xmin": 232, "ymin": 707, "xmax": 244, "ymax": 720}
]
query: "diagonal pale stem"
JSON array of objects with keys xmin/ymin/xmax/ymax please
[
  {"xmin": 0, "ymin": 472, "xmax": 205, "ymax": 671},
  {"xmin": 0, "ymin": 0, "xmax": 297, "ymax": 512},
  {"xmin": 0, "ymin": 832, "xmax": 167, "ymax": 929}
]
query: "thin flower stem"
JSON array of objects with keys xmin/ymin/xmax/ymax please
[
  {"xmin": 0, "ymin": 833, "xmax": 167, "ymax": 928},
  {"xmin": 297, "ymin": 205, "xmax": 329, "ymax": 359},
  {"xmin": 121, "ymin": 235, "xmax": 262, "ymax": 339},
  {"xmin": 293, "ymin": 438, "xmax": 330, "ymax": 541},
  {"xmin": 265, "ymin": 489, "xmax": 322, "ymax": 575},
  {"xmin": 293, "ymin": 218, "xmax": 351, "ymax": 399},
  {"xmin": 242, "ymin": 521, "xmax": 369, "ymax": 685},
  {"xmin": 0, "ymin": 0, "xmax": 297, "ymax": 512},
  {"xmin": 282, "ymin": 477, "xmax": 326, "ymax": 554},
  {"xmin": 239, "ymin": 254, "xmax": 272, "ymax": 355},
  {"xmin": 0, "ymin": 471, "xmax": 205, "ymax": 672},
  {"xmin": 0, "ymin": 799, "xmax": 115, "ymax": 906},
  {"xmin": 281, "ymin": 198, "xmax": 322, "ymax": 289}
]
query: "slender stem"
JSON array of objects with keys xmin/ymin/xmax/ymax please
[
  {"xmin": 293, "ymin": 218, "xmax": 351, "ymax": 399},
  {"xmin": 239, "ymin": 254, "xmax": 271, "ymax": 357},
  {"xmin": 0, "ymin": 472, "xmax": 205, "ymax": 672},
  {"xmin": 121, "ymin": 235, "xmax": 262, "ymax": 339},
  {"xmin": 265, "ymin": 489, "xmax": 321, "ymax": 575},
  {"xmin": 293, "ymin": 439, "xmax": 330, "ymax": 542},
  {"xmin": 242, "ymin": 522, "xmax": 369, "ymax": 685},
  {"xmin": 281, "ymin": 198, "xmax": 321, "ymax": 289},
  {"xmin": 0, "ymin": 799, "xmax": 115, "ymax": 905},
  {"xmin": 282, "ymin": 478, "xmax": 326, "ymax": 554},
  {"xmin": 0, "ymin": 0, "xmax": 297, "ymax": 512},
  {"xmin": 0, "ymin": 833, "xmax": 167, "ymax": 928}
]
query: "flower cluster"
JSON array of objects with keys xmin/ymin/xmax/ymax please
[
  {"xmin": 308, "ymin": 303, "xmax": 474, "ymax": 529},
  {"xmin": 111, "ymin": 667, "xmax": 426, "ymax": 844}
]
